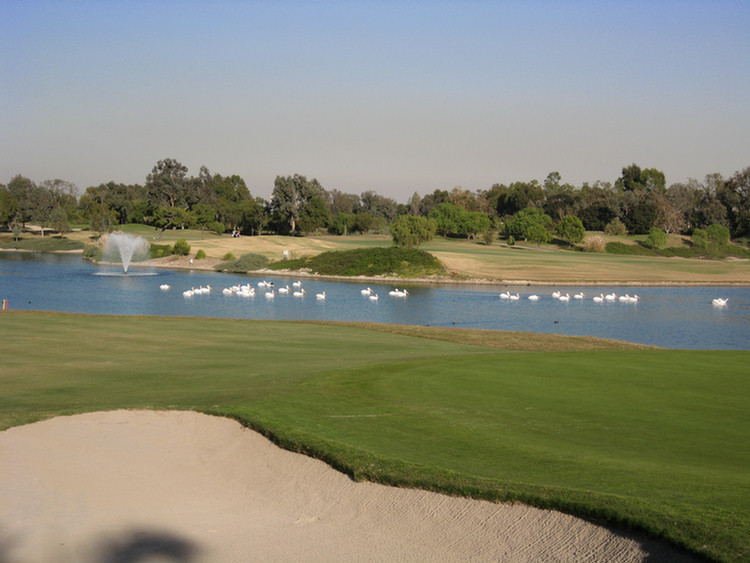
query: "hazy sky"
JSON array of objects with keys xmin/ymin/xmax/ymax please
[{"xmin": 2, "ymin": 1, "xmax": 749, "ymax": 201}]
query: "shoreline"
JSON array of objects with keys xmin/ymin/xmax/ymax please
[
  {"xmin": 138, "ymin": 254, "xmax": 750, "ymax": 287},
  {"xmin": 4, "ymin": 247, "xmax": 748, "ymax": 286}
]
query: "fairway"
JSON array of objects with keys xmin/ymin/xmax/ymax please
[{"xmin": 1, "ymin": 311, "xmax": 748, "ymax": 562}]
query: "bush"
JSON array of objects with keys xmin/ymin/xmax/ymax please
[
  {"xmin": 172, "ymin": 239, "xmax": 191, "ymax": 256},
  {"xmin": 556, "ymin": 216, "xmax": 586, "ymax": 245},
  {"xmin": 482, "ymin": 230, "xmax": 496, "ymax": 246},
  {"xmin": 215, "ymin": 253, "xmax": 268, "ymax": 273},
  {"xmin": 642, "ymin": 227, "xmax": 667, "ymax": 249},
  {"xmin": 583, "ymin": 236, "xmax": 606, "ymax": 253},
  {"xmin": 149, "ymin": 244, "xmax": 171, "ymax": 258},
  {"xmin": 267, "ymin": 247, "xmax": 444, "ymax": 278},
  {"xmin": 390, "ymin": 215, "xmax": 436, "ymax": 248},
  {"xmin": 195, "ymin": 249, "xmax": 206, "ymax": 260},
  {"xmin": 691, "ymin": 228, "xmax": 708, "ymax": 249},
  {"xmin": 604, "ymin": 218, "xmax": 628, "ymax": 236},
  {"xmin": 222, "ymin": 252, "xmax": 236, "ymax": 261}
]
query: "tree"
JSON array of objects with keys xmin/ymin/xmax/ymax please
[
  {"xmin": 297, "ymin": 196, "xmax": 330, "ymax": 233},
  {"xmin": 390, "ymin": 215, "xmax": 436, "ymax": 248},
  {"xmin": 706, "ymin": 223, "xmax": 730, "ymax": 246},
  {"xmin": 6, "ymin": 175, "xmax": 35, "ymax": 226},
  {"xmin": 190, "ymin": 203, "xmax": 216, "ymax": 238},
  {"xmin": 429, "ymin": 202, "xmax": 464, "ymax": 236},
  {"xmin": 328, "ymin": 213, "xmax": 354, "ymax": 235},
  {"xmin": 505, "ymin": 208, "xmax": 553, "ymax": 242},
  {"xmin": 719, "ymin": 167, "xmax": 750, "ymax": 237},
  {"xmin": 0, "ymin": 187, "xmax": 16, "ymax": 228},
  {"xmin": 556, "ymin": 216, "xmax": 586, "ymax": 245},
  {"xmin": 146, "ymin": 158, "xmax": 189, "ymax": 210},
  {"xmin": 269, "ymin": 174, "xmax": 324, "ymax": 234}
]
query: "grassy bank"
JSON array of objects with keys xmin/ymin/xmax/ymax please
[
  {"xmin": 55, "ymin": 225, "xmax": 750, "ymax": 285},
  {"xmin": 1, "ymin": 311, "xmax": 747, "ymax": 562}
]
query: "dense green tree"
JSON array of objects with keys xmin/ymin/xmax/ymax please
[
  {"xmin": 6, "ymin": 175, "xmax": 35, "ymax": 226},
  {"xmin": 497, "ymin": 181, "xmax": 544, "ymax": 216},
  {"xmin": 390, "ymin": 214, "xmax": 436, "ymax": 248},
  {"xmin": 359, "ymin": 190, "xmax": 398, "ymax": 222},
  {"xmin": 429, "ymin": 202, "xmax": 464, "ymax": 236},
  {"xmin": 505, "ymin": 208, "xmax": 553, "ymax": 242},
  {"xmin": 418, "ymin": 189, "xmax": 449, "ymax": 216},
  {"xmin": 269, "ymin": 174, "xmax": 324, "ymax": 234},
  {"xmin": 556, "ymin": 215, "xmax": 586, "ymax": 245},
  {"xmin": 718, "ymin": 167, "xmax": 750, "ymax": 237},
  {"xmin": 238, "ymin": 197, "xmax": 267, "ymax": 236},
  {"xmin": 706, "ymin": 223, "xmax": 731, "ymax": 246},
  {"xmin": 328, "ymin": 212, "xmax": 354, "ymax": 235},
  {"xmin": 298, "ymin": 195, "xmax": 330, "ymax": 233},
  {"xmin": 351, "ymin": 212, "xmax": 373, "ymax": 234},
  {"xmin": 0, "ymin": 186, "xmax": 16, "ymax": 227}
]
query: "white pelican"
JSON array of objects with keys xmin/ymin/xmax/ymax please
[
  {"xmin": 369, "ymin": 293, "xmax": 379, "ymax": 301},
  {"xmin": 293, "ymin": 288, "xmax": 306, "ymax": 297},
  {"xmin": 509, "ymin": 293, "xmax": 520, "ymax": 301},
  {"xmin": 527, "ymin": 294, "xmax": 540, "ymax": 301},
  {"xmin": 574, "ymin": 292, "xmax": 585, "ymax": 299},
  {"xmin": 558, "ymin": 293, "xmax": 571, "ymax": 302},
  {"xmin": 605, "ymin": 293, "xmax": 617, "ymax": 302},
  {"xmin": 389, "ymin": 289, "xmax": 401, "ymax": 296},
  {"xmin": 618, "ymin": 294, "xmax": 630, "ymax": 302},
  {"xmin": 316, "ymin": 291, "xmax": 326, "ymax": 300},
  {"xmin": 499, "ymin": 291, "xmax": 510, "ymax": 299},
  {"xmin": 292, "ymin": 280, "xmax": 302, "ymax": 287},
  {"xmin": 278, "ymin": 285, "xmax": 290, "ymax": 294},
  {"xmin": 222, "ymin": 288, "xmax": 233, "ymax": 295},
  {"xmin": 257, "ymin": 281, "xmax": 267, "ymax": 288},
  {"xmin": 592, "ymin": 294, "xmax": 604, "ymax": 303},
  {"xmin": 182, "ymin": 288, "xmax": 194, "ymax": 297},
  {"xmin": 265, "ymin": 290, "xmax": 275, "ymax": 299},
  {"xmin": 712, "ymin": 298, "xmax": 728, "ymax": 306},
  {"xmin": 159, "ymin": 284, "xmax": 170, "ymax": 290},
  {"xmin": 552, "ymin": 291, "xmax": 561, "ymax": 298},
  {"xmin": 361, "ymin": 287, "xmax": 373, "ymax": 295}
]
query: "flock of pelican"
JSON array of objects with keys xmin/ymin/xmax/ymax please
[
  {"xmin": 502, "ymin": 290, "xmax": 642, "ymax": 303},
  {"xmin": 164, "ymin": 281, "xmax": 411, "ymax": 303},
  {"xmin": 161, "ymin": 282, "xmax": 727, "ymax": 307}
]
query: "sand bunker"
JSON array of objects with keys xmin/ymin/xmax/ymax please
[{"xmin": 0, "ymin": 410, "xmax": 699, "ymax": 563}]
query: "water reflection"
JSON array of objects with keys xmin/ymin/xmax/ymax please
[{"xmin": 1, "ymin": 251, "xmax": 748, "ymax": 350}]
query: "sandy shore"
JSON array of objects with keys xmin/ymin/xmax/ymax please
[{"xmin": 0, "ymin": 410, "xmax": 700, "ymax": 563}]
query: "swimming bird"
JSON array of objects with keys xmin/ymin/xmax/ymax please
[
  {"xmin": 712, "ymin": 298, "xmax": 728, "ymax": 306},
  {"xmin": 265, "ymin": 290, "xmax": 275, "ymax": 299},
  {"xmin": 605, "ymin": 293, "xmax": 617, "ymax": 302},
  {"xmin": 369, "ymin": 293, "xmax": 379, "ymax": 301},
  {"xmin": 361, "ymin": 287, "xmax": 373, "ymax": 296},
  {"xmin": 499, "ymin": 291, "xmax": 510, "ymax": 299},
  {"xmin": 316, "ymin": 291, "xmax": 326, "ymax": 300},
  {"xmin": 278, "ymin": 285, "xmax": 290, "ymax": 294},
  {"xmin": 159, "ymin": 284, "xmax": 170, "ymax": 290},
  {"xmin": 293, "ymin": 288, "xmax": 306, "ymax": 297},
  {"xmin": 292, "ymin": 280, "xmax": 302, "ymax": 287},
  {"xmin": 574, "ymin": 292, "xmax": 585, "ymax": 299},
  {"xmin": 509, "ymin": 293, "xmax": 520, "ymax": 301},
  {"xmin": 558, "ymin": 293, "xmax": 571, "ymax": 302},
  {"xmin": 552, "ymin": 291, "xmax": 561, "ymax": 299},
  {"xmin": 527, "ymin": 294, "xmax": 540, "ymax": 301},
  {"xmin": 182, "ymin": 288, "xmax": 194, "ymax": 297},
  {"xmin": 592, "ymin": 294, "xmax": 604, "ymax": 303}
]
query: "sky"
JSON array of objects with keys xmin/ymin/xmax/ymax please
[{"xmin": 2, "ymin": 0, "xmax": 749, "ymax": 202}]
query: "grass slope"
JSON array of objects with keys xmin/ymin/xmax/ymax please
[{"xmin": 1, "ymin": 311, "xmax": 747, "ymax": 562}]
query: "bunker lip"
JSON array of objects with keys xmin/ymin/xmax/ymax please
[{"xmin": 0, "ymin": 409, "xmax": 701, "ymax": 563}]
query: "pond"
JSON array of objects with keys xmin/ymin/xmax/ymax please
[{"xmin": 1, "ymin": 251, "xmax": 749, "ymax": 350}]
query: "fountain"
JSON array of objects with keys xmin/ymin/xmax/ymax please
[{"xmin": 102, "ymin": 233, "xmax": 150, "ymax": 273}]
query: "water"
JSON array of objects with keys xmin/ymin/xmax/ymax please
[{"xmin": 1, "ymin": 251, "xmax": 749, "ymax": 350}]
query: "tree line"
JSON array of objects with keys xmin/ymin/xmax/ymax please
[{"xmin": 1, "ymin": 159, "xmax": 748, "ymax": 245}]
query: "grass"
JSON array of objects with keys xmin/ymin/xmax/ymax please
[
  {"xmin": 1, "ymin": 311, "xmax": 747, "ymax": 562},
  {"xmin": 53, "ymin": 225, "xmax": 750, "ymax": 284}
]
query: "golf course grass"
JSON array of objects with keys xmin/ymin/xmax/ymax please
[{"xmin": 1, "ymin": 311, "xmax": 747, "ymax": 562}]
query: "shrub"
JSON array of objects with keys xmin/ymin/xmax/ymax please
[
  {"xmin": 267, "ymin": 247, "xmax": 444, "ymax": 278},
  {"xmin": 482, "ymin": 230, "xmax": 496, "ymax": 246},
  {"xmin": 222, "ymin": 252, "xmax": 236, "ymax": 261},
  {"xmin": 642, "ymin": 227, "xmax": 667, "ymax": 249},
  {"xmin": 556, "ymin": 216, "xmax": 586, "ymax": 245},
  {"xmin": 390, "ymin": 215, "xmax": 436, "ymax": 248},
  {"xmin": 195, "ymin": 249, "xmax": 206, "ymax": 260},
  {"xmin": 150, "ymin": 244, "xmax": 171, "ymax": 258},
  {"xmin": 691, "ymin": 228, "xmax": 708, "ymax": 249},
  {"xmin": 507, "ymin": 235, "xmax": 515, "ymax": 246},
  {"xmin": 583, "ymin": 236, "xmax": 606, "ymax": 253},
  {"xmin": 706, "ymin": 223, "xmax": 730, "ymax": 246},
  {"xmin": 215, "ymin": 253, "xmax": 268, "ymax": 273},
  {"xmin": 172, "ymin": 239, "xmax": 191, "ymax": 256},
  {"xmin": 604, "ymin": 218, "xmax": 628, "ymax": 236}
]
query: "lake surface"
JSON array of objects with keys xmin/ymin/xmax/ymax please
[{"xmin": 2, "ymin": 251, "xmax": 749, "ymax": 350}]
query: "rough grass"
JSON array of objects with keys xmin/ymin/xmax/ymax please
[{"xmin": 1, "ymin": 311, "xmax": 747, "ymax": 562}]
